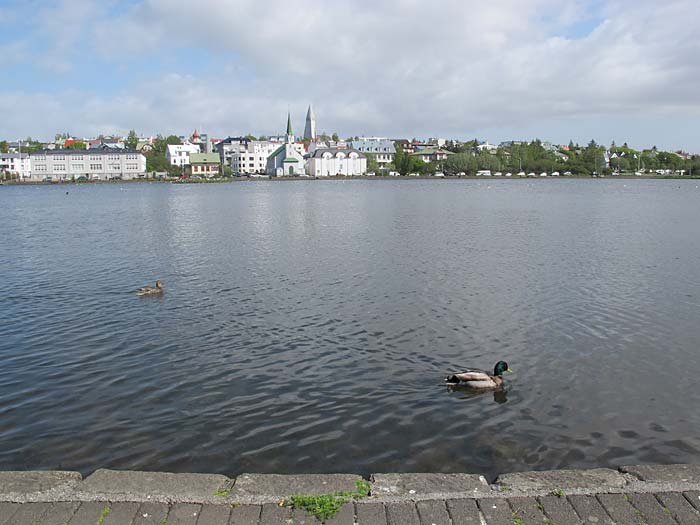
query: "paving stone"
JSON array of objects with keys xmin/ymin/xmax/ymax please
[
  {"xmin": 495, "ymin": 468, "xmax": 626, "ymax": 491},
  {"xmin": 292, "ymin": 507, "xmax": 321, "ymax": 524},
  {"xmin": 568, "ymin": 495, "xmax": 614, "ymax": 525},
  {"xmin": 477, "ymin": 498, "xmax": 513, "ymax": 525},
  {"xmin": 621, "ymin": 464, "xmax": 700, "ymax": 483},
  {"xmin": 259, "ymin": 502, "xmax": 291, "ymax": 524},
  {"xmin": 415, "ymin": 499, "xmax": 450, "ymax": 525},
  {"xmin": 371, "ymin": 473, "xmax": 487, "ymax": 496},
  {"xmin": 509, "ymin": 496, "xmax": 549, "ymax": 524},
  {"xmin": 38, "ymin": 502, "xmax": 81, "ymax": 525},
  {"xmin": 385, "ymin": 501, "xmax": 420, "ymax": 525},
  {"xmin": 537, "ymin": 495, "xmax": 581, "ymax": 524},
  {"xmin": 5, "ymin": 503, "xmax": 52, "ymax": 524},
  {"xmin": 0, "ymin": 471, "xmax": 82, "ymax": 498},
  {"xmin": 67, "ymin": 502, "xmax": 111, "ymax": 524},
  {"xmin": 229, "ymin": 505, "xmax": 262, "ymax": 524},
  {"xmin": 196, "ymin": 504, "xmax": 231, "ymax": 524},
  {"xmin": 656, "ymin": 493, "xmax": 700, "ymax": 525},
  {"xmin": 101, "ymin": 502, "xmax": 140, "ymax": 524},
  {"xmin": 325, "ymin": 503, "xmax": 354, "ymax": 525},
  {"xmin": 445, "ymin": 499, "xmax": 481, "ymax": 525},
  {"xmin": 355, "ymin": 502, "xmax": 387, "ymax": 525},
  {"xmin": 0, "ymin": 502, "xmax": 20, "ymax": 524},
  {"xmin": 231, "ymin": 474, "xmax": 360, "ymax": 499},
  {"xmin": 163, "ymin": 503, "xmax": 201, "ymax": 525},
  {"xmin": 81, "ymin": 469, "xmax": 229, "ymax": 501},
  {"xmin": 133, "ymin": 502, "xmax": 169, "ymax": 525},
  {"xmin": 596, "ymin": 494, "xmax": 641, "ymax": 525},
  {"xmin": 683, "ymin": 491, "xmax": 700, "ymax": 511},
  {"xmin": 627, "ymin": 493, "xmax": 675, "ymax": 524}
]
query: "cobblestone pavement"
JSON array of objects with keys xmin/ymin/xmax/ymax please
[
  {"xmin": 3, "ymin": 465, "xmax": 700, "ymax": 524},
  {"xmin": 2, "ymin": 492, "xmax": 700, "ymax": 524}
]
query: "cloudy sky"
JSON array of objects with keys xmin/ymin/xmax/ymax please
[{"xmin": 0, "ymin": 0, "xmax": 698, "ymax": 150}]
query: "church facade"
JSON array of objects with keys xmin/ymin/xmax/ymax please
[{"xmin": 266, "ymin": 113, "xmax": 306, "ymax": 177}]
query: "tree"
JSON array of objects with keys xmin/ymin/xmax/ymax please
[
  {"xmin": 65, "ymin": 141, "xmax": 86, "ymax": 150},
  {"xmin": 0, "ymin": 141, "xmax": 7, "ymax": 153},
  {"xmin": 125, "ymin": 130, "xmax": 138, "ymax": 150},
  {"xmin": 331, "ymin": 132, "xmax": 339, "ymax": 142},
  {"xmin": 393, "ymin": 142, "xmax": 407, "ymax": 175},
  {"xmin": 245, "ymin": 134, "xmax": 257, "ymax": 141},
  {"xmin": 366, "ymin": 154, "xmax": 379, "ymax": 173}
]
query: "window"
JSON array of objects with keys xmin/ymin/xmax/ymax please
[
  {"xmin": 54, "ymin": 155, "xmax": 65, "ymax": 160},
  {"xmin": 90, "ymin": 164, "xmax": 102, "ymax": 170},
  {"xmin": 111, "ymin": 163, "xmax": 121, "ymax": 170},
  {"xmin": 71, "ymin": 164, "xmax": 84, "ymax": 171},
  {"xmin": 90, "ymin": 155, "xmax": 100, "ymax": 161},
  {"xmin": 55, "ymin": 164, "xmax": 66, "ymax": 171},
  {"xmin": 126, "ymin": 163, "xmax": 138, "ymax": 170},
  {"xmin": 73, "ymin": 155, "xmax": 83, "ymax": 161}
]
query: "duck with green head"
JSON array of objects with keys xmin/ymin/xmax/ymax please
[{"xmin": 445, "ymin": 361, "xmax": 513, "ymax": 389}]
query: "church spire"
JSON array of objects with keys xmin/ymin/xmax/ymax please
[{"xmin": 286, "ymin": 111, "xmax": 293, "ymax": 139}]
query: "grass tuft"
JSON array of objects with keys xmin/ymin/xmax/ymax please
[
  {"xmin": 285, "ymin": 478, "xmax": 371, "ymax": 522},
  {"xmin": 97, "ymin": 507, "xmax": 111, "ymax": 524},
  {"xmin": 550, "ymin": 489, "xmax": 565, "ymax": 498},
  {"xmin": 213, "ymin": 487, "xmax": 231, "ymax": 497}
]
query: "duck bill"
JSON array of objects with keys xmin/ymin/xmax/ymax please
[{"xmin": 506, "ymin": 368, "xmax": 513, "ymax": 373}]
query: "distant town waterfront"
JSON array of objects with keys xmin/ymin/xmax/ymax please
[{"xmin": 2, "ymin": 180, "xmax": 700, "ymax": 480}]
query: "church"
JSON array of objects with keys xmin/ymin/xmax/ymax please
[{"xmin": 266, "ymin": 113, "xmax": 307, "ymax": 177}]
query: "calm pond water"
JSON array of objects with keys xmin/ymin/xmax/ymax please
[{"xmin": 1, "ymin": 179, "xmax": 700, "ymax": 481}]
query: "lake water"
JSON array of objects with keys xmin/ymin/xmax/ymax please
[{"xmin": 2, "ymin": 179, "xmax": 700, "ymax": 481}]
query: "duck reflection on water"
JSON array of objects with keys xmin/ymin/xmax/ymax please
[{"xmin": 447, "ymin": 383, "xmax": 509, "ymax": 404}]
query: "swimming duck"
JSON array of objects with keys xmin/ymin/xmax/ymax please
[
  {"xmin": 445, "ymin": 361, "xmax": 512, "ymax": 389},
  {"xmin": 137, "ymin": 280, "xmax": 164, "ymax": 296}
]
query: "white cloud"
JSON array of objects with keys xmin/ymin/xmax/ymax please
[{"xmin": 0, "ymin": 0, "xmax": 698, "ymax": 150}]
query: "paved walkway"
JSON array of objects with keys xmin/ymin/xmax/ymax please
[{"xmin": 2, "ymin": 464, "xmax": 700, "ymax": 523}]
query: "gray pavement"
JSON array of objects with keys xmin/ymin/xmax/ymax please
[{"xmin": 1, "ymin": 464, "xmax": 700, "ymax": 523}]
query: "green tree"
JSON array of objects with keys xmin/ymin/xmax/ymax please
[
  {"xmin": 125, "ymin": 130, "xmax": 138, "ymax": 150},
  {"xmin": 0, "ymin": 141, "xmax": 7, "ymax": 153},
  {"xmin": 331, "ymin": 132, "xmax": 339, "ymax": 142},
  {"xmin": 245, "ymin": 134, "xmax": 257, "ymax": 141},
  {"xmin": 65, "ymin": 141, "xmax": 86, "ymax": 150},
  {"xmin": 393, "ymin": 142, "xmax": 407, "ymax": 175},
  {"xmin": 366, "ymin": 154, "xmax": 379, "ymax": 173}
]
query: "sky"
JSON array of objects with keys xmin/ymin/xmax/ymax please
[{"xmin": 0, "ymin": 0, "xmax": 698, "ymax": 151}]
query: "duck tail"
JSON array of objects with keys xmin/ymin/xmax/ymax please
[{"xmin": 445, "ymin": 374, "xmax": 459, "ymax": 384}]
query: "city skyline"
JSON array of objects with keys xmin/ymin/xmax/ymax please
[{"xmin": 0, "ymin": 0, "xmax": 698, "ymax": 151}]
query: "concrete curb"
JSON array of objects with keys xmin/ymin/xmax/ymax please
[{"xmin": 1, "ymin": 464, "xmax": 699, "ymax": 505}]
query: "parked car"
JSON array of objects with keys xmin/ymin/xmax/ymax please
[
  {"xmin": 493, "ymin": 172, "xmax": 502, "ymax": 176},
  {"xmin": 505, "ymin": 172, "xmax": 512, "ymax": 177},
  {"xmin": 388, "ymin": 171, "xmax": 400, "ymax": 177},
  {"xmin": 433, "ymin": 172, "xmax": 445, "ymax": 177},
  {"xmin": 366, "ymin": 172, "xmax": 376, "ymax": 177},
  {"xmin": 408, "ymin": 172, "xmax": 420, "ymax": 177},
  {"xmin": 551, "ymin": 171, "xmax": 560, "ymax": 177}
]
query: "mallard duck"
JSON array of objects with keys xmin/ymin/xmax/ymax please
[
  {"xmin": 137, "ymin": 280, "xmax": 164, "ymax": 296},
  {"xmin": 445, "ymin": 361, "xmax": 512, "ymax": 389}
]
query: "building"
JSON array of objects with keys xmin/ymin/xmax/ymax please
[
  {"xmin": 266, "ymin": 113, "xmax": 306, "ymax": 176},
  {"xmin": 29, "ymin": 149, "xmax": 146, "ymax": 181},
  {"xmin": 188, "ymin": 153, "xmax": 220, "ymax": 178},
  {"xmin": 0, "ymin": 153, "xmax": 30, "ymax": 179},
  {"xmin": 231, "ymin": 141, "xmax": 278, "ymax": 175},
  {"xmin": 306, "ymin": 148, "xmax": 367, "ymax": 177},
  {"xmin": 303, "ymin": 105, "xmax": 317, "ymax": 142},
  {"xmin": 216, "ymin": 137, "xmax": 250, "ymax": 167},
  {"xmin": 409, "ymin": 148, "xmax": 454, "ymax": 163},
  {"xmin": 166, "ymin": 143, "xmax": 201, "ymax": 167},
  {"xmin": 350, "ymin": 138, "xmax": 395, "ymax": 170}
]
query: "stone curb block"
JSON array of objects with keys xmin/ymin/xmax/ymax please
[
  {"xmin": 0, "ymin": 471, "xmax": 82, "ymax": 502},
  {"xmin": 620, "ymin": 464, "xmax": 700, "ymax": 483},
  {"xmin": 494, "ymin": 468, "xmax": 628, "ymax": 491},
  {"xmin": 78, "ymin": 469, "xmax": 230, "ymax": 503},
  {"xmin": 370, "ymin": 473, "xmax": 489, "ymax": 496},
  {"xmin": 230, "ymin": 474, "xmax": 362, "ymax": 499}
]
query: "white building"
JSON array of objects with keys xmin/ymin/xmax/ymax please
[
  {"xmin": 306, "ymin": 148, "xmax": 367, "ymax": 177},
  {"xmin": 232, "ymin": 141, "xmax": 278, "ymax": 175},
  {"xmin": 166, "ymin": 143, "xmax": 201, "ymax": 167},
  {"xmin": 350, "ymin": 138, "xmax": 395, "ymax": 169},
  {"xmin": 29, "ymin": 149, "xmax": 146, "ymax": 181},
  {"xmin": 0, "ymin": 153, "xmax": 31, "ymax": 179},
  {"xmin": 266, "ymin": 113, "xmax": 306, "ymax": 177}
]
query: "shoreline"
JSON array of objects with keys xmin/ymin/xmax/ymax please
[
  {"xmin": 2, "ymin": 464, "xmax": 700, "ymax": 523},
  {"xmin": 2, "ymin": 174, "xmax": 699, "ymax": 186}
]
